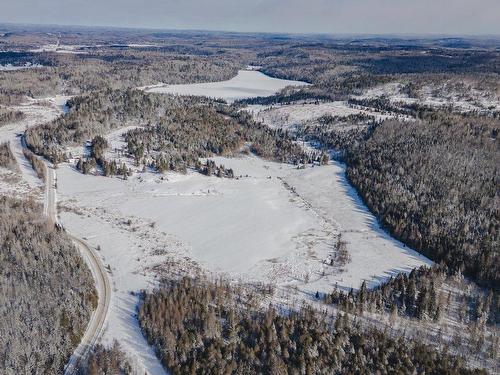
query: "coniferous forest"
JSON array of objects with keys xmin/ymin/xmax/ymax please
[
  {"xmin": 0, "ymin": 197, "xmax": 96, "ymax": 374},
  {"xmin": 139, "ymin": 277, "xmax": 486, "ymax": 375}
]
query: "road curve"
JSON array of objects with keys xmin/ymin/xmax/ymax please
[
  {"xmin": 40, "ymin": 161, "xmax": 111, "ymax": 374},
  {"xmin": 63, "ymin": 235, "xmax": 112, "ymax": 375}
]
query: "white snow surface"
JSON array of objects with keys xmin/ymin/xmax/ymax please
[
  {"xmin": 143, "ymin": 70, "xmax": 308, "ymax": 103},
  {"xmin": 58, "ymin": 154, "xmax": 431, "ymax": 299},
  {"xmin": 285, "ymin": 163, "xmax": 432, "ymax": 292},
  {"xmin": 0, "ymin": 62, "xmax": 44, "ymax": 71},
  {"xmin": 359, "ymin": 82, "xmax": 500, "ymax": 113},
  {"xmin": 248, "ymin": 101, "xmax": 400, "ymax": 131},
  {"xmin": 30, "ymin": 44, "xmax": 88, "ymax": 54}
]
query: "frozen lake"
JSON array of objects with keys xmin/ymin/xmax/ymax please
[{"xmin": 144, "ymin": 69, "xmax": 308, "ymax": 102}]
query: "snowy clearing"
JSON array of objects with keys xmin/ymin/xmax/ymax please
[
  {"xmin": 358, "ymin": 81, "xmax": 500, "ymax": 113},
  {"xmin": 30, "ymin": 44, "xmax": 88, "ymax": 54},
  {"xmin": 57, "ymin": 153, "xmax": 431, "ymax": 299},
  {"xmin": 143, "ymin": 70, "xmax": 308, "ymax": 103},
  {"xmin": 0, "ymin": 63, "xmax": 45, "ymax": 71},
  {"xmin": 248, "ymin": 101, "xmax": 402, "ymax": 131}
]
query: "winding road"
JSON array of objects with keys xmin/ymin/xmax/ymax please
[
  {"xmin": 1, "ymin": 99, "xmax": 112, "ymax": 374},
  {"xmin": 40, "ymin": 154, "xmax": 112, "ymax": 375}
]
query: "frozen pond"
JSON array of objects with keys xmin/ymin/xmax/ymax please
[{"xmin": 144, "ymin": 69, "xmax": 308, "ymax": 102}]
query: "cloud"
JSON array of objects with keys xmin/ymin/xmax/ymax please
[{"xmin": 1, "ymin": 0, "xmax": 499, "ymax": 35}]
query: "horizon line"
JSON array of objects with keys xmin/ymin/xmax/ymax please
[{"xmin": 1, "ymin": 21, "xmax": 500, "ymax": 40}]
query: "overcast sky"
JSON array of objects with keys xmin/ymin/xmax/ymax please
[{"xmin": 1, "ymin": 0, "xmax": 499, "ymax": 35}]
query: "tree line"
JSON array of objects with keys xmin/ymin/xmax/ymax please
[
  {"xmin": 342, "ymin": 113, "xmax": 499, "ymax": 290},
  {"xmin": 324, "ymin": 265, "xmax": 499, "ymax": 326},
  {"xmin": 138, "ymin": 276, "xmax": 487, "ymax": 375},
  {"xmin": 26, "ymin": 89, "xmax": 325, "ymax": 177},
  {"xmin": 0, "ymin": 142, "xmax": 17, "ymax": 171},
  {"xmin": 0, "ymin": 196, "xmax": 96, "ymax": 375}
]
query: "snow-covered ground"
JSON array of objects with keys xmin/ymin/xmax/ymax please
[
  {"xmin": 57, "ymin": 153, "xmax": 430, "ymax": 298},
  {"xmin": 143, "ymin": 70, "xmax": 308, "ymax": 103},
  {"xmin": 358, "ymin": 81, "xmax": 500, "ymax": 113},
  {"xmin": 0, "ymin": 78, "xmax": 434, "ymax": 374},
  {"xmin": 0, "ymin": 96, "xmax": 68, "ymax": 198},
  {"xmin": 57, "ymin": 158, "xmax": 323, "ymax": 282},
  {"xmin": 284, "ymin": 163, "xmax": 431, "ymax": 292},
  {"xmin": 30, "ymin": 44, "xmax": 88, "ymax": 54},
  {"xmin": 248, "ymin": 101, "xmax": 401, "ymax": 131},
  {"xmin": 0, "ymin": 62, "xmax": 44, "ymax": 71}
]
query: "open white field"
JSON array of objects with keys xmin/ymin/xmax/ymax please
[
  {"xmin": 57, "ymin": 153, "xmax": 431, "ymax": 297},
  {"xmin": 0, "ymin": 63, "xmax": 45, "ymax": 71},
  {"xmin": 30, "ymin": 44, "xmax": 89, "ymax": 54},
  {"xmin": 248, "ymin": 101, "xmax": 401, "ymax": 131},
  {"xmin": 358, "ymin": 81, "xmax": 500, "ymax": 113},
  {"xmin": 56, "ymin": 156, "xmax": 325, "ymax": 374},
  {"xmin": 284, "ymin": 163, "xmax": 432, "ymax": 292},
  {"xmin": 143, "ymin": 70, "xmax": 308, "ymax": 102},
  {"xmin": 57, "ymin": 157, "xmax": 325, "ymax": 282}
]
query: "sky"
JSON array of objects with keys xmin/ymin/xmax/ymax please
[{"xmin": 1, "ymin": 0, "xmax": 499, "ymax": 35}]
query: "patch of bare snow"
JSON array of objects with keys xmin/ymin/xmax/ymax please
[
  {"xmin": 59, "ymin": 211, "xmax": 170, "ymax": 375},
  {"xmin": 30, "ymin": 44, "xmax": 88, "ymax": 54},
  {"xmin": 283, "ymin": 162, "xmax": 432, "ymax": 293},
  {"xmin": 0, "ymin": 62, "xmax": 44, "ymax": 71},
  {"xmin": 248, "ymin": 101, "xmax": 398, "ymax": 131},
  {"xmin": 143, "ymin": 70, "xmax": 308, "ymax": 103}
]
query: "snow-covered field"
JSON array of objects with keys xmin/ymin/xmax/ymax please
[
  {"xmin": 30, "ymin": 44, "xmax": 88, "ymax": 54},
  {"xmin": 285, "ymin": 163, "xmax": 431, "ymax": 291},
  {"xmin": 359, "ymin": 81, "xmax": 500, "ymax": 113},
  {"xmin": 57, "ymin": 153, "xmax": 430, "ymax": 295},
  {"xmin": 143, "ymin": 70, "xmax": 308, "ymax": 102},
  {"xmin": 248, "ymin": 101, "xmax": 402, "ymax": 131}
]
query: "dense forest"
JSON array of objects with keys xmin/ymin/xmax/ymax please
[
  {"xmin": 26, "ymin": 89, "xmax": 318, "ymax": 175},
  {"xmin": 79, "ymin": 342, "xmax": 132, "ymax": 375},
  {"xmin": 297, "ymin": 113, "xmax": 377, "ymax": 154},
  {"xmin": 138, "ymin": 277, "xmax": 487, "ymax": 375},
  {"xmin": 342, "ymin": 113, "xmax": 499, "ymax": 290},
  {"xmin": 22, "ymin": 147, "xmax": 46, "ymax": 181},
  {"xmin": 124, "ymin": 100, "xmax": 315, "ymax": 174},
  {"xmin": 0, "ymin": 46, "xmax": 241, "ymax": 105},
  {"xmin": 0, "ymin": 142, "xmax": 17, "ymax": 171},
  {"xmin": 0, "ymin": 196, "xmax": 96, "ymax": 374},
  {"xmin": 324, "ymin": 265, "xmax": 499, "ymax": 325},
  {"xmin": 0, "ymin": 107, "xmax": 24, "ymax": 126}
]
